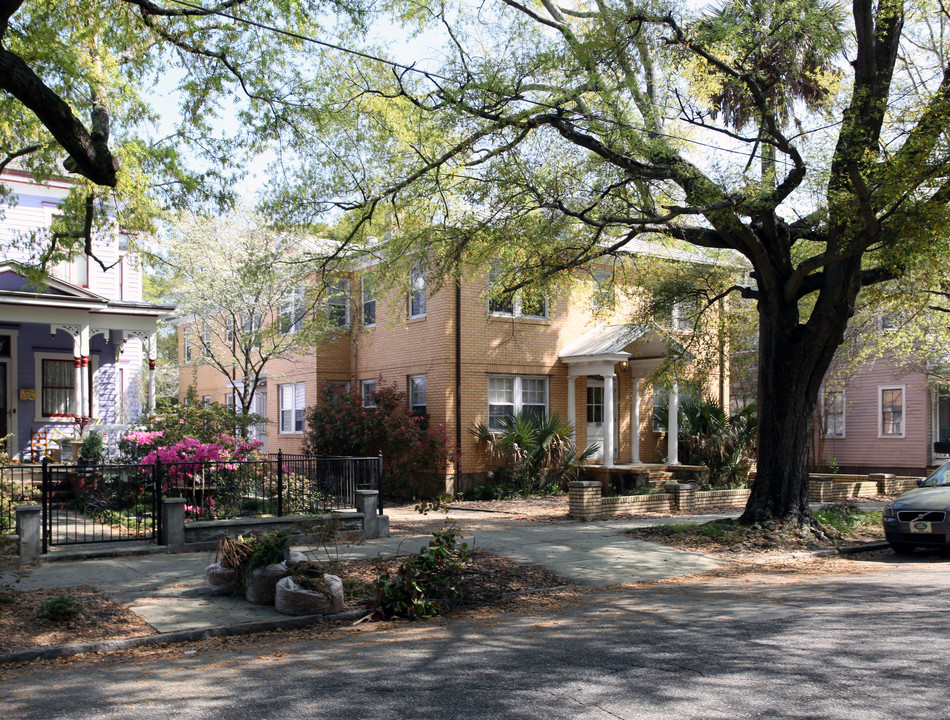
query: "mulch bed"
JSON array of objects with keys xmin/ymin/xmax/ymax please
[
  {"xmin": 0, "ymin": 586, "xmax": 156, "ymax": 654},
  {"xmin": 0, "ymin": 551, "xmax": 575, "ymax": 655}
]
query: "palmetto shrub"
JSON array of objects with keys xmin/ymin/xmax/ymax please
[
  {"xmin": 654, "ymin": 399, "xmax": 757, "ymax": 488},
  {"xmin": 470, "ymin": 412, "xmax": 597, "ymax": 497}
]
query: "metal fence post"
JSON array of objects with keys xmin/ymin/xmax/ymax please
[
  {"xmin": 377, "ymin": 451, "xmax": 384, "ymax": 514},
  {"xmin": 154, "ymin": 459, "xmax": 162, "ymax": 544},
  {"xmin": 276, "ymin": 449, "xmax": 284, "ymax": 517},
  {"xmin": 41, "ymin": 458, "xmax": 49, "ymax": 554}
]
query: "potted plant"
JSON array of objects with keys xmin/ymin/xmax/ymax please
[{"xmin": 77, "ymin": 430, "xmax": 104, "ymax": 470}]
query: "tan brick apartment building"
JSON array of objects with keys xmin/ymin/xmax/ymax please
[{"xmin": 178, "ymin": 248, "xmax": 727, "ymax": 493}]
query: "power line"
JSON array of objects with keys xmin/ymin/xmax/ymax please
[{"xmin": 165, "ymin": 0, "xmax": 819, "ymax": 166}]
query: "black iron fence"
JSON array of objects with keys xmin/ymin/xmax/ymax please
[
  {"xmin": 41, "ymin": 460, "xmax": 159, "ymax": 551},
  {"xmin": 31, "ymin": 451, "xmax": 383, "ymax": 549},
  {"xmin": 157, "ymin": 451, "xmax": 382, "ymax": 520}
]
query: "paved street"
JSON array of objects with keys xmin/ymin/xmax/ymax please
[{"xmin": 3, "ymin": 553, "xmax": 947, "ymax": 719}]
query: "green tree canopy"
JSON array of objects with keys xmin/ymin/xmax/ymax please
[
  {"xmin": 259, "ymin": 0, "xmax": 950, "ymax": 525},
  {"xmin": 0, "ymin": 0, "xmax": 363, "ymax": 271}
]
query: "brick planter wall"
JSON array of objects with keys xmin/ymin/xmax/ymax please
[{"xmin": 571, "ymin": 484, "xmax": 751, "ymax": 519}]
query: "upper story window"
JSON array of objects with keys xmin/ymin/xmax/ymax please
[
  {"xmin": 202, "ymin": 322, "xmax": 211, "ymax": 355},
  {"xmin": 184, "ymin": 328, "xmax": 192, "ymax": 363},
  {"xmin": 823, "ymin": 389, "xmax": 845, "ymax": 438},
  {"xmin": 242, "ymin": 312, "xmax": 262, "ymax": 351},
  {"xmin": 280, "ymin": 282, "xmax": 307, "ymax": 334},
  {"xmin": 592, "ymin": 269, "xmax": 615, "ymax": 311},
  {"xmin": 656, "ymin": 299, "xmax": 695, "ymax": 333},
  {"xmin": 409, "ymin": 266, "xmax": 426, "ymax": 318},
  {"xmin": 226, "ymin": 316, "xmax": 234, "ymax": 344},
  {"xmin": 362, "ymin": 275, "xmax": 376, "ymax": 327},
  {"xmin": 487, "ymin": 267, "xmax": 547, "ymax": 319},
  {"xmin": 327, "ymin": 279, "xmax": 350, "ymax": 330},
  {"xmin": 53, "ymin": 253, "xmax": 89, "ymax": 288},
  {"xmin": 880, "ymin": 386, "xmax": 905, "ymax": 437}
]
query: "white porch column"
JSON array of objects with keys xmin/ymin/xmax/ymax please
[
  {"xmin": 147, "ymin": 331, "xmax": 157, "ymax": 413},
  {"xmin": 604, "ymin": 372, "xmax": 615, "ymax": 468},
  {"xmin": 667, "ymin": 378, "xmax": 680, "ymax": 465},
  {"xmin": 566, "ymin": 373, "xmax": 577, "ymax": 444},
  {"xmin": 630, "ymin": 377, "xmax": 641, "ymax": 464},
  {"xmin": 79, "ymin": 324, "xmax": 90, "ymax": 419}
]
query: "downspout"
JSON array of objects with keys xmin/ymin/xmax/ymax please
[
  {"xmin": 718, "ymin": 298, "xmax": 726, "ymax": 408},
  {"xmin": 455, "ymin": 271, "xmax": 463, "ymax": 485}
]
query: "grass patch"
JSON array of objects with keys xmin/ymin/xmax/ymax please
[
  {"xmin": 814, "ymin": 503, "xmax": 883, "ymax": 536},
  {"xmin": 642, "ymin": 519, "xmax": 746, "ymax": 545}
]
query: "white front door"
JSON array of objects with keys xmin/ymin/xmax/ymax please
[{"xmin": 586, "ymin": 379, "xmax": 618, "ymax": 462}]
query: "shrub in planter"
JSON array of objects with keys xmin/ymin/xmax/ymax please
[
  {"xmin": 275, "ymin": 564, "xmax": 345, "ymax": 615},
  {"xmin": 207, "ymin": 530, "xmax": 292, "ymax": 600},
  {"xmin": 78, "ymin": 430, "xmax": 104, "ymax": 464}
]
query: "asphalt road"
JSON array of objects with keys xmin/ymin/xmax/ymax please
[{"xmin": 3, "ymin": 553, "xmax": 948, "ymax": 720}]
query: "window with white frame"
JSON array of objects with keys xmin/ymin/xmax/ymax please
[
  {"xmin": 279, "ymin": 382, "xmax": 305, "ymax": 433},
  {"xmin": 409, "ymin": 375, "xmax": 426, "ymax": 416},
  {"xmin": 487, "ymin": 266, "xmax": 547, "ymax": 319},
  {"xmin": 652, "ymin": 385, "xmax": 668, "ymax": 432},
  {"xmin": 241, "ymin": 313, "xmax": 262, "ymax": 351},
  {"xmin": 184, "ymin": 327, "xmax": 192, "ymax": 363},
  {"xmin": 226, "ymin": 316, "xmax": 234, "ymax": 343},
  {"xmin": 656, "ymin": 299, "xmax": 695, "ymax": 332},
  {"xmin": 880, "ymin": 386, "xmax": 905, "ymax": 437},
  {"xmin": 53, "ymin": 253, "xmax": 89, "ymax": 288},
  {"xmin": 225, "ymin": 393, "xmax": 235, "ymax": 414},
  {"xmin": 361, "ymin": 379, "xmax": 377, "ymax": 408},
  {"xmin": 362, "ymin": 275, "xmax": 376, "ymax": 327},
  {"xmin": 487, "ymin": 376, "xmax": 548, "ymax": 431},
  {"xmin": 280, "ymin": 282, "xmax": 307, "ymax": 333},
  {"xmin": 673, "ymin": 301, "xmax": 692, "ymax": 332},
  {"xmin": 592, "ymin": 269, "xmax": 614, "ymax": 311},
  {"xmin": 327, "ymin": 279, "xmax": 350, "ymax": 329},
  {"xmin": 409, "ymin": 266, "xmax": 426, "ymax": 318},
  {"xmin": 823, "ymin": 389, "xmax": 845, "ymax": 437},
  {"xmin": 202, "ymin": 322, "xmax": 211, "ymax": 355},
  {"xmin": 40, "ymin": 357, "xmax": 75, "ymax": 417}
]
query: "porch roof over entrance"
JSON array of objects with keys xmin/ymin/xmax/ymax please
[{"xmin": 558, "ymin": 323, "xmax": 687, "ymax": 369}]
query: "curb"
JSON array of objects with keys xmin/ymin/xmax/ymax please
[
  {"xmin": 754, "ymin": 540, "xmax": 892, "ymax": 562},
  {"xmin": 0, "ymin": 608, "xmax": 370, "ymax": 666}
]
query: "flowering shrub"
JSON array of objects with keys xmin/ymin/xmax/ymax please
[
  {"xmin": 184, "ymin": 497, "xmax": 217, "ymax": 521},
  {"xmin": 306, "ymin": 382, "xmax": 453, "ymax": 500},
  {"xmin": 117, "ymin": 398, "xmax": 265, "ymax": 463}
]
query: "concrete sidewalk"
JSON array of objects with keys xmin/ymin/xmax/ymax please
[{"xmin": 12, "ymin": 508, "xmax": 730, "ymax": 638}]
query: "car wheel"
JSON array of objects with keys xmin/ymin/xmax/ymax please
[{"xmin": 890, "ymin": 543, "xmax": 916, "ymax": 555}]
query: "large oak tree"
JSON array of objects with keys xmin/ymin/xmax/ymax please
[
  {"xmin": 264, "ymin": 0, "xmax": 950, "ymax": 525},
  {"xmin": 0, "ymin": 0, "xmax": 361, "ymax": 271}
]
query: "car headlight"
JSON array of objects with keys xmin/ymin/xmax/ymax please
[{"xmin": 883, "ymin": 505, "xmax": 896, "ymax": 519}]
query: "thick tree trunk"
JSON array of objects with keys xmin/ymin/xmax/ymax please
[
  {"xmin": 740, "ymin": 336, "xmax": 814, "ymax": 524},
  {"xmin": 740, "ymin": 254, "xmax": 862, "ymax": 526}
]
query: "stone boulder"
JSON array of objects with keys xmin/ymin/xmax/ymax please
[{"xmin": 275, "ymin": 574, "xmax": 345, "ymax": 616}]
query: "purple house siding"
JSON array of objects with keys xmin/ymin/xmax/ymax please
[
  {"xmin": 816, "ymin": 359, "xmax": 932, "ymax": 476},
  {"xmin": 0, "ymin": 171, "xmax": 172, "ymax": 460}
]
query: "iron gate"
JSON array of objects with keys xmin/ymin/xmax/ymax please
[{"xmin": 41, "ymin": 460, "xmax": 159, "ymax": 551}]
